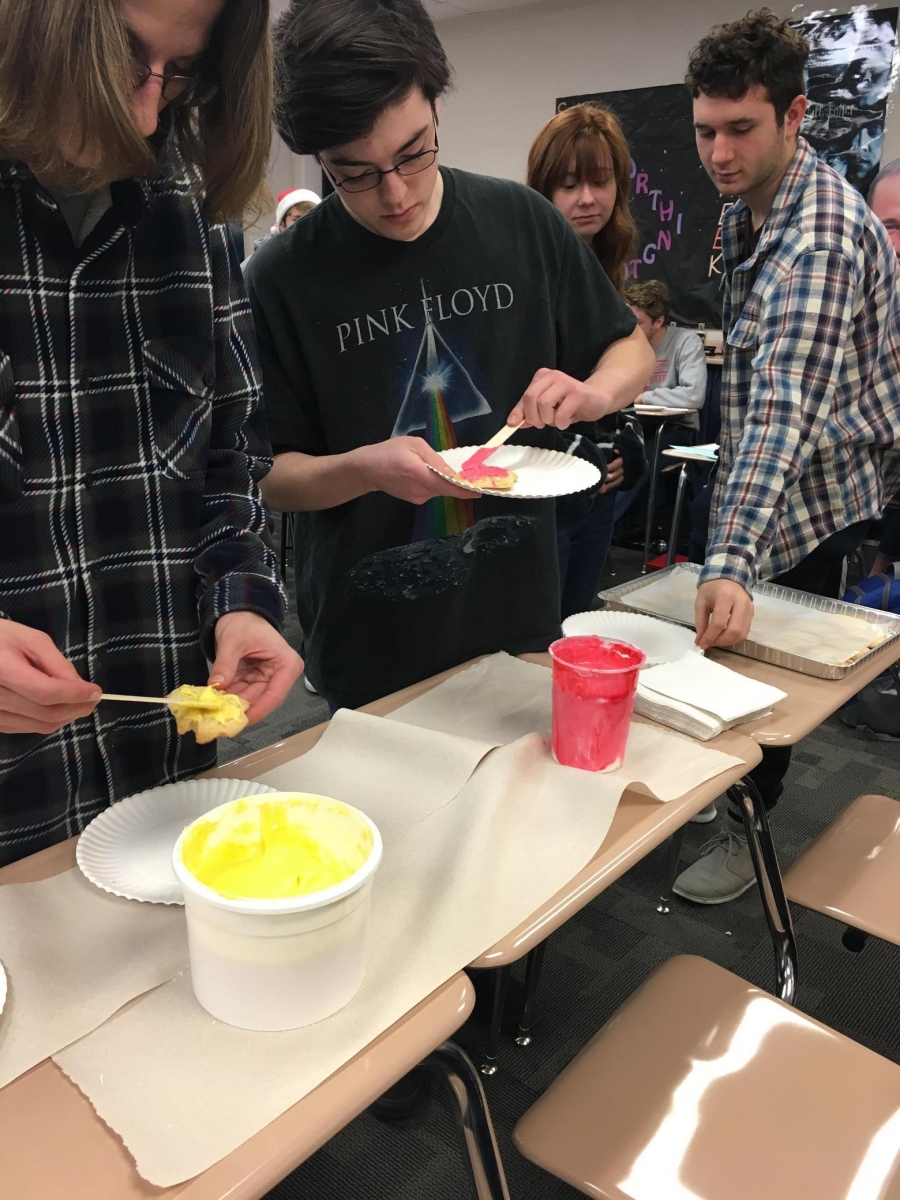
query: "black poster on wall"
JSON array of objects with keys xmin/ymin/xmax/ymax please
[{"xmin": 557, "ymin": 84, "xmax": 725, "ymax": 327}]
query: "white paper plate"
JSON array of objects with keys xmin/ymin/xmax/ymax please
[
  {"xmin": 634, "ymin": 404, "xmax": 693, "ymax": 417},
  {"xmin": 427, "ymin": 445, "xmax": 601, "ymax": 499},
  {"xmin": 560, "ymin": 611, "xmax": 701, "ymax": 666},
  {"xmin": 77, "ymin": 778, "xmax": 278, "ymax": 905},
  {"xmin": 0, "ymin": 961, "xmax": 6, "ymax": 1019}
]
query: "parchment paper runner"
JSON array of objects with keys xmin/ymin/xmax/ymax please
[
  {"xmin": 388, "ymin": 653, "xmax": 741, "ymax": 802},
  {"xmin": 54, "ymin": 736, "xmax": 625, "ymax": 1185},
  {"xmin": 53, "ymin": 664, "xmax": 745, "ymax": 1186},
  {"xmin": 0, "ymin": 869, "xmax": 186, "ymax": 1089},
  {"xmin": 255, "ymin": 706, "xmax": 497, "ymax": 836},
  {"xmin": 0, "ymin": 714, "xmax": 493, "ymax": 1094}
]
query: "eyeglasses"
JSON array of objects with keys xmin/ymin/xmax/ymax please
[
  {"xmin": 131, "ymin": 59, "xmax": 218, "ymax": 108},
  {"xmin": 321, "ymin": 118, "xmax": 439, "ymax": 194}
]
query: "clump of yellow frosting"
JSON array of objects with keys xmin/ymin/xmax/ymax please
[
  {"xmin": 167, "ymin": 685, "xmax": 249, "ymax": 744},
  {"xmin": 180, "ymin": 794, "xmax": 374, "ymax": 900}
]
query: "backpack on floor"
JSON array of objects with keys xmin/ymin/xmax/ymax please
[{"xmin": 842, "ymin": 565, "xmax": 900, "ymax": 615}]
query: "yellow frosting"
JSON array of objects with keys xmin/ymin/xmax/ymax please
[
  {"xmin": 167, "ymin": 685, "xmax": 249, "ymax": 744},
  {"xmin": 180, "ymin": 794, "xmax": 374, "ymax": 900}
]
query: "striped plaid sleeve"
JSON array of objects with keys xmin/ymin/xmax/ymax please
[
  {"xmin": 701, "ymin": 249, "xmax": 859, "ymax": 592},
  {"xmin": 194, "ymin": 224, "xmax": 287, "ymax": 659}
]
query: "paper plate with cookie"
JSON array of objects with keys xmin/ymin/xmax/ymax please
[{"xmin": 427, "ymin": 445, "xmax": 602, "ymax": 499}]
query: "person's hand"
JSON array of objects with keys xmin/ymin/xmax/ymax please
[
  {"xmin": 209, "ymin": 612, "xmax": 304, "ymax": 724},
  {"xmin": 694, "ymin": 580, "xmax": 755, "ymax": 650},
  {"xmin": 508, "ymin": 369, "xmax": 615, "ymax": 430},
  {"xmin": 0, "ymin": 620, "xmax": 101, "ymax": 734},
  {"xmin": 599, "ymin": 452, "xmax": 625, "ymax": 494},
  {"xmin": 355, "ymin": 437, "xmax": 476, "ymax": 505}
]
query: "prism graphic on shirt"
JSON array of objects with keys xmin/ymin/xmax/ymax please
[{"xmin": 393, "ymin": 285, "xmax": 492, "ymax": 539}]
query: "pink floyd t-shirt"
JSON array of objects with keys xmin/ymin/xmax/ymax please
[{"xmin": 245, "ymin": 167, "xmax": 635, "ymax": 709}]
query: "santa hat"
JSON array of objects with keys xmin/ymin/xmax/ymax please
[{"xmin": 273, "ymin": 188, "xmax": 321, "ymax": 231}]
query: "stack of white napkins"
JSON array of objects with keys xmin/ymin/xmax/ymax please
[{"xmin": 635, "ymin": 652, "xmax": 787, "ymax": 740}]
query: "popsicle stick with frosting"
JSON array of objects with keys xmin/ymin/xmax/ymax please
[{"xmin": 101, "ymin": 686, "xmax": 249, "ymax": 743}]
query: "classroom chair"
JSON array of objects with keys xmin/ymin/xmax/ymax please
[{"xmin": 513, "ymin": 953, "xmax": 900, "ymax": 1199}]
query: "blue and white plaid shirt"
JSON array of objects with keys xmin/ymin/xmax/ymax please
[{"xmin": 702, "ymin": 138, "xmax": 900, "ymax": 593}]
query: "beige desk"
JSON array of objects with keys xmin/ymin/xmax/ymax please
[
  {"xmin": 0, "ymin": 663, "xmax": 514, "ymax": 1199},
  {"xmin": 0, "ymin": 963, "xmax": 474, "ymax": 1200},
  {"xmin": 710, "ymin": 640, "xmax": 900, "ymax": 746},
  {"xmin": 0, "ymin": 654, "xmax": 767, "ymax": 1194}
]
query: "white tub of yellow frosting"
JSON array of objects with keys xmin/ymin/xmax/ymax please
[{"xmin": 172, "ymin": 792, "xmax": 382, "ymax": 1031}]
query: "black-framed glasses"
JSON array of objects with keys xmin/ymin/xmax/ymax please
[
  {"xmin": 131, "ymin": 59, "xmax": 218, "ymax": 108},
  {"xmin": 321, "ymin": 117, "xmax": 439, "ymax": 194}
]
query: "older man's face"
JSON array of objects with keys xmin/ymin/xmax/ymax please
[{"xmin": 870, "ymin": 175, "xmax": 900, "ymax": 258}]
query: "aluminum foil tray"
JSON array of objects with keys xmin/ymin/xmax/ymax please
[{"xmin": 599, "ymin": 562, "xmax": 900, "ymax": 680}]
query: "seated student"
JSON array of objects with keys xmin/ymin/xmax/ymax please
[
  {"xmin": 626, "ymin": 280, "xmax": 708, "ymax": 428},
  {"xmin": 242, "ymin": 187, "xmax": 320, "ymax": 267},
  {"xmin": 244, "ymin": 0, "xmax": 654, "ymax": 713},
  {"xmin": 526, "ymin": 103, "xmax": 648, "ymax": 619},
  {"xmin": 615, "ymin": 279, "xmax": 708, "ymax": 522}
]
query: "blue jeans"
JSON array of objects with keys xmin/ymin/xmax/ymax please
[{"xmin": 556, "ymin": 490, "xmax": 617, "ymax": 620}]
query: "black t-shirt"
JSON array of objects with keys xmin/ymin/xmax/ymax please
[{"xmin": 245, "ymin": 167, "xmax": 635, "ymax": 709}]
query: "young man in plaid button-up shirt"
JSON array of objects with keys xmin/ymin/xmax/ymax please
[
  {"xmin": 673, "ymin": 11, "xmax": 900, "ymax": 904},
  {"xmin": 0, "ymin": 0, "xmax": 303, "ymax": 866}
]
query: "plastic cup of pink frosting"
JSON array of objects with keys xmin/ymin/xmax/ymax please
[{"xmin": 549, "ymin": 636, "xmax": 646, "ymax": 773}]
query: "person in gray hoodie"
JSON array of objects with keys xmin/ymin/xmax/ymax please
[{"xmin": 615, "ymin": 279, "xmax": 708, "ymax": 521}]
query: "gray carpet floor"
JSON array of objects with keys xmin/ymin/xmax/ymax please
[{"xmin": 220, "ymin": 521, "xmax": 900, "ymax": 1200}]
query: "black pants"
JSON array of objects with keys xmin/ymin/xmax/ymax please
[{"xmin": 728, "ymin": 520, "xmax": 870, "ymax": 823}]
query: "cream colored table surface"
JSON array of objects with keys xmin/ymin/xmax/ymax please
[
  {"xmin": 708, "ymin": 641, "xmax": 900, "ymax": 746},
  {"xmin": 0, "ymin": 652, "xmax": 764, "ymax": 1197}
]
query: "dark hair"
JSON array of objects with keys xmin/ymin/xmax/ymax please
[
  {"xmin": 273, "ymin": 0, "xmax": 451, "ymax": 154},
  {"xmin": 686, "ymin": 8, "xmax": 809, "ymax": 125},
  {"xmin": 527, "ymin": 104, "xmax": 637, "ymax": 295},
  {"xmin": 624, "ymin": 279, "xmax": 670, "ymax": 324},
  {"xmin": 0, "ymin": 0, "xmax": 272, "ymax": 224}
]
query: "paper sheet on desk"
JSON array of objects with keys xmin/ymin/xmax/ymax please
[
  {"xmin": 388, "ymin": 653, "xmax": 744, "ymax": 801},
  {"xmin": 253, "ymin": 706, "xmax": 497, "ymax": 837},
  {"xmin": 639, "ymin": 655, "xmax": 787, "ymax": 723},
  {"xmin": 53, "ymin": 734, "xmax": 625, "ymax": 1186},
  {"xmin": 51, "ymin": 657, "xmax": 745, "ymax": 1185},
  {"xmin": 0, "ymin": 869, "xmax": 186, "ymax": 1089}
]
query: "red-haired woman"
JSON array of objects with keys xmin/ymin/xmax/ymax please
[{"xmin": 527, "ymin": 104, "xmax": 645, "ymax": 618}]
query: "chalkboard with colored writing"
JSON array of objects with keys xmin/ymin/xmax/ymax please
[{"xmin": 557, "ymin": 83, "xmax": 724, "ymax": 327}]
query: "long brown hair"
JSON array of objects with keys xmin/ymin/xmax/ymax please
[
  {"xmin": 0, "ymin": 0, "xmax": 272, "ymax": 224},
  {"xmin": 527, "ymin": 104, "xmax": 637, "ymax": 293}
]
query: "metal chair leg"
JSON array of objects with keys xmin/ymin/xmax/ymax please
[
  {"xmin": 515, "ymin": 943, "xmax": 547, "ymax": 1047},
  {"xmin": 480, "ymin": 965, "xmax": 511, "ymax": 1076},
  {"xmin": 423, "ymin": 1040, "xmax": 511, "ymax": 1200},
  {"xmin": 666, "ymin": 463, "xmax": 690, "ymax": 567},
  {"xmin": 727, "ymin": 777, "xmax": 798, "ymax": 1004},
  {"xmin": 641, "ymin": 422, "xmax": 667, "ymax": 574},
  {"xmin": 656, "ymin": 823, "xmax": 688, "ymax": 913}
]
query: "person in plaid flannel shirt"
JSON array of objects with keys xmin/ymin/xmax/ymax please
[
  {"xmin": 672, "ymin": 10, "xmax": 900, "ymax": 904},
  {"xmin": 0, "ymin": 0, "xmax": 303, "ymax": 866}
]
